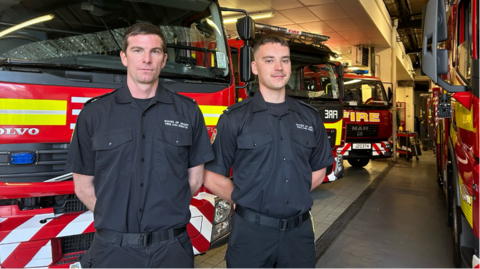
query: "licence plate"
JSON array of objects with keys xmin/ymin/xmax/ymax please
[{"xmin": 352, "ymin": 143, "xmax": 371, "ymax": 149}]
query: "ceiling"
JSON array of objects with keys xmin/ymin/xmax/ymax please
[{"xmin": 220, "ymin": 0, "xmax": 427, "ymax": 69}]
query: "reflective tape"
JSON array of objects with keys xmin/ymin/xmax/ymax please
[
  {"xmin": 198, "ymin": 105, "xmax": 227, "ymax": 126},
  {"xmin": 0, "ymin": 98, "xmax": 67, "ymax": 125}
]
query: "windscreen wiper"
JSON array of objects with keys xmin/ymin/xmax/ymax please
[{"xmin": 0, "ymin": 58, "xmax": 125, "ymax": 73}]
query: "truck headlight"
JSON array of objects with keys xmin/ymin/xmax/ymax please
[{"xmin": 214, "ymin": 198, "xmax": 232, "ymax": 224}]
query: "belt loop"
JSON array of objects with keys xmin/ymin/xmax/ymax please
[
  {"xmin": 168, "ymin": 228, "xmax": 175, "ymax": 241},
  {"xmin": 114, "ymin": 234, "xmax": 123, "ymax": 246}
]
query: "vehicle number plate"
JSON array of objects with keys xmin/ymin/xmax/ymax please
[{"xmin": 352, "ymin": 143, "xmax": 371, "ymax": 149}]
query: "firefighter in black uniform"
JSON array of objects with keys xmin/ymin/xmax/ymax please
[
  {"xmin": 65, "ymin": 23, "xmax": 214, "ymax": 268},
  {"xmin": 204, "ymin": 36, "xmax": 334, "ymax": 268}
]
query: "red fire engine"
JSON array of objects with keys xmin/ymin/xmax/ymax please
[
  {"xmin": 227, "ymin": 23, "xmax": 346, "ymax": 182},
  {"xmin": 307, "ymin": 70, "xmax": 394, "ymax": 168},
  {"xmin": 0, "ymin": 1, "xmax": 253, "ymax": 267},
  {"xmin": 421, "ymin": 0, "xmax": 479, "ymax": 267}
]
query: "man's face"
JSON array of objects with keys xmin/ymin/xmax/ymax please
[
  {"xmin": 120, "ymin": 34, "xmax": 167, "ymax": 85},
  {"xmin": 251, "ymin": 42, "xmax": 291, "ymax": 91}
]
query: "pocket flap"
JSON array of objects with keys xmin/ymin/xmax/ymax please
[
  {"xmin": 237, "ymin": 131, "xmax": 272, "ymax": 149},
  {"xmin": 92, "ymin": 128, "xmax": 132, "ymax": 150},
  {"xmin": 156, "ymin": 129, "xmax": 192, "ymax": 146},
  {"xmin": 291, "ymin": 128, "xmax": 317, "ymax": 148}
]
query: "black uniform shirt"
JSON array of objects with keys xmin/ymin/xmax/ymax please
[
  {"xmin": 65, "ymin": 83, "xmax": 214, "ymax": 233},
  {"xmin": 205, "ymin": 91, "xmax": 333, "ymax": 219}
]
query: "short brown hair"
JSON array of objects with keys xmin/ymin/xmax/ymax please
[
  {"xmin": 122, "ymin": 22, "xmax": 167, "ymax": 54},
  {"xmin": 253, "ymin": 36, "xmax": 289, "ymax": 55}
]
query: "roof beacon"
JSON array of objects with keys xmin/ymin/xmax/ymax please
[{"xmin": 254, "ymin": 22, "xmax": 330, "ymax": 44}]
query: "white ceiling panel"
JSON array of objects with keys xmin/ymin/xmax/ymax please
[
  {"xmin": 336, "ymin": 0, "xmax": 367, "ymax": 18},
  {"xmin": 259, "ymin": 0, "xmax": 303, "ymax": 10},
  {"xmin": 324, "ymin": 18, "xmax": 360, "ymax": 32},
  {"xmin": 308, "ymin": 4, "xmax": 349, "ymax": 21},
  {"xmin": 221, "ymin": 0, "xmax": 271, "ymax": 12},
  {"xmin": 298, "ymin": 0, "xmax": 336, "ymax": 6},
  {"xmin": 298, "ymin": 21, "xmax": 335, "ymax": 34},
  {"xmin": 279, "ymin": 8, "xmax": 320, "ymax": 23},
  {"xmin": 256, "ymin": 13, "xmax": 294, "ymax": 25}
]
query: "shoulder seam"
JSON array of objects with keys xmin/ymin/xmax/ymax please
[
  {"xmin": 224, "ymin": 98, "xmax": 251, "ymax": 113},
  {"xmin": 84, "ymin": 89, "xmax": 118, "ymax": 106}
]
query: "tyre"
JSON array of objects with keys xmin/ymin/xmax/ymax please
[
  {"xmin": 451, "ymin": 191, "xmax": 463, "ymax": 267},
  {"xmin": 347, "ymin": 158, "xmax": 370, "ymax": 168}
]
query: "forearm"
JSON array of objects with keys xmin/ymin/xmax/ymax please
[
  {"xmin": 188, "ymin": 164, "xmax": 205, "ymax": 196},
  {"xmin": 203, "ymin": 170, "xmax": 234, "ymax": 203},
  {"xmin": 311, "ymin": 168, "xmax": 327, "ymax": 191},
  {"xmin": 73, "ymin": 173, "xmax": 96, "ymax": 212}
]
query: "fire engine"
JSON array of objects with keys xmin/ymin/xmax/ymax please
[
  {"xmin": 309, "ymin": 70, "xmax": 394, "ymax": 168},
  {"xmin": 421, "ymin": 0, "xmax": 479, "ymax": 267},
  {"xmin": 0, "ymin": 0, "xmax": 253, "ymax": 267},
  {"xmin": 227, "ymin": 23, "xmax": 345, "ymax": 182}
]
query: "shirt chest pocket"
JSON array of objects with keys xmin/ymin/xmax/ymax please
[
  {"xmin": 291, "ymin": 128, "xmax": 317, "ymax": 171},
  {"xmin": 155, "ymin": 128, "xmax": 192, "ymax": 174},
  {"xmin": 236, "ymin": 131, "xmax": 273, "ymax": 174},
  {"xmin": 91, "ymin": 128, "xmax": 133, "ymax": 177}
]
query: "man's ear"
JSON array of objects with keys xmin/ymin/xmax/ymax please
[
  {"xmin": 120, "ymin": 51, "xmax": 127, "ymax": 67},
  {"xmin": 251, "ymin": 61, "xmax": 258, "ymax": 75}
]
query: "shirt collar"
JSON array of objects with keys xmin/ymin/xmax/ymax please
[
  {"xmin": 115, "ymin": 83, "xmax": 173, "ymax": 104},
  {"xmin": 252, "ymin": 90, "xmax": 301, "ymax": 114}
]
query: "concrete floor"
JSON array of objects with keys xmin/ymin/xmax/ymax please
[
  {"xmin": 194, "ymin": 152, "xmax": 455, "ymax": 268},
  {"xmin": 316, "ymin": 153, "xmax": 455, "ymax": 267}
]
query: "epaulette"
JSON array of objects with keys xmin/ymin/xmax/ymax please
[
  {"xmin": 84, "ymin": 89, "xmax": 118, "ymax": 106},
  {"xmin": 172, "ymin": 91, "xmax": 196, "ymax": 103},
  {"xmin": 223, "ymin": 98, "xmax": 251, "ymax": 114},
  {"xmin": 298, "ymin": 100, "xmax": 318, "ymax": 112}
]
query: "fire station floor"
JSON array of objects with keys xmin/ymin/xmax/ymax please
[{"xmin": 194, "ymin": 152, "xmax": 455, "ymax": 268}]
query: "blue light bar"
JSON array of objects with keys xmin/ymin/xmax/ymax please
[
  {"xmin": 11, "ymin": 152, "xmax": 35, "ymax": 165},
  {"xmin": 352, "ymin": 70, "xmax": 369, "ymax": 74}
]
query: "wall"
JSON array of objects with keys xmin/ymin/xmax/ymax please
[{"xmin": 396, "ymin": 86, "xmax": 414, "ymax": 132}]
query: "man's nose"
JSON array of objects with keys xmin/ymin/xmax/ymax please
[
  {"xmin": 143, "ymin": 52, "xmax": 151, "ymax": 64},
  {"xmin": 274, "ymin": 60, "xmax": 283, "ymax": 70}
]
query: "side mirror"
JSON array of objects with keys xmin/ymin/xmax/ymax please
[
  {"xmin": 335, "ymin": 64, "xmax": 344, "ymax": 78},
  {"xmin": 421, "ymin": 0, "xmax": 466, "ymax": 92},
  {"xmin": 338, "ymin": 80, "xmax": 344, "ymax": 99},
  {"xmin": 388, "ymin": 87, "xmax": 393, "ymax": 102},
  {"xmin": 236, "ymin": 16, "xmax": 255, "ymax": 41},
  {"xmin": 239, "ymin": 46, "xmax": 253, "ymax": 82}
]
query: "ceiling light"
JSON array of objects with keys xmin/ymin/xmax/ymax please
[
  {"xmin": 0, "ymin": 14, "xmax": 54, "ymax": 38},
  {"xmin": 347, "ymin": 67, "xmax": 360, "ymax": 70},
  {"xmin": 223, "ymin": 11, "xmax": 274, "ymax": 24},
  {"xmin": 330, "ymin": 56, "xmax": 342, "ymax": 60},
  {"xmin": 344, "ymin": 79, "xmax": 361, "ymax": 85}
]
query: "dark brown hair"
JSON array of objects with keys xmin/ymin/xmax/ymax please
[
  {"xmin": 122, "ymin": 22, "xmax": 166, "ymax": 54},
  {"xmin": 253, "ymin": 36, "xmax": 289, "ymax": 55}
]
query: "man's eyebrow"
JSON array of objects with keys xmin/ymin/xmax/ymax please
[{"xmin": 261, "ymin": 56, "xmax": 290, "ymax": 59}]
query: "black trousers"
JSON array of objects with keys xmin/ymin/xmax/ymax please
[
  {"xmin": 80, "ymin": 230, "xmax": 194, "ymax": 268},
  {"xmin": 226, "ymin": 212, "xmax": 316, "ymax": 268}
]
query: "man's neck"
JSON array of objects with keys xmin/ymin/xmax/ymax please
[
  {"xmin": 127, "ymin": 78, "xmax": 159, "ymax": 99},
  {"xmin": 259, "ymin": 85, "xmax": 285, "ymax": 104}
]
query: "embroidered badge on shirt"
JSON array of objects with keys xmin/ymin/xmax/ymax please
[
  {"xmin": 296, "ymin": 123, "xmax": 314, "ymax": 132},
  {"xmin": 210, "ymin": 128, "xmax": 217, "ymax": 145},
  {"xmin": 164, "ymin": 120, "xmax": 189, "ymax": 129}
]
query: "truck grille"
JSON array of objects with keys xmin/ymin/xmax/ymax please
[
  {"xmin": 0, "ymin": 143, "xmax": 70, "ymax": 182},
  {"xmin": 346, "ymin": 124, "xmax": 379, "ymax": 137},
  {"xmin": 61, "ymin": 233, "xmax": 94, "ymax": 254},
  {"xmin": 54, "ymin": 194, "xmax": 88, "ymax": 214}
]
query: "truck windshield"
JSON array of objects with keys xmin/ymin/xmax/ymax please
[
  {"xmin": 342, "ymin": 78, "xmax": 388, "ymax": 107},
  {"xmin": 287, "ymin": 63, "xmax": 339, "ymax": 100},
  {"xmin": 0, "ymin": 0, "xmax": 229, "ymax": 81}
]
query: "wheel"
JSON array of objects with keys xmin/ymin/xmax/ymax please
[
  {"xmin": 347, "ymin": 158, "xmax": 370, "ymax": 168},
  {"xmin": 451, "ymin": 190, "xmax": 463, "ymax": 267},
  {"xmin": 423, "ymin": 146, "xmax": 428, "ymax": 151}
]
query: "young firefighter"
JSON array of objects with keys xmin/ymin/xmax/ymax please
[
  {"xmin": 65, "ymin": 23, "xmax": 214, "ymax": 268},
  {"xmin": 204, "ymin": 36, "xmax": 334, "ymax": 267}
]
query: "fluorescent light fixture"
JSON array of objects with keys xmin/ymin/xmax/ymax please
[
  {"xmin": 330, "ymin": 56, "xmax": 342, "ymax": 60},
  {"xmin": 0, "ymin": 14, "xmax": 54, "ymax": 38},
  {"xmin": 223, "ymin": 11, "xmax": 274, "ymax": 24},
  {"xmin": 344, "ymin": 79, "xmax": 361, "ymax": 85},
  {"xmin": 206, "ymin": 18, "xmax": 222, "ymax": 36},
  {"xmin": 347, "ymin": 67, "xmax": 360, "ymax": 70}
]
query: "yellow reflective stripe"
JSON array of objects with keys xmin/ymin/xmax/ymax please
[
  {"xmin": 455, "ymin": 102, "xmax": 475, "ymax": 132},
  {"xmin": 459, "ymin": 174, "xmax": 474, "ymax": 228},
  {"xmin": 199, "ymin": 105, "xmax": 227, "ymax": 126},
  {"xmin": 0, "ymin": 98, "xmax": 67, "ymax": 125},
  {"xmin": 324, "ymin": 120, "xmax": 343, "ymax": 146}
]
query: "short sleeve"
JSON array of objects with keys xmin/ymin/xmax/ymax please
[
  {"xmin": 204, "ymin": 113, "xmax": 237, "ymax": 176},
  {"xmin": 65, "ymin": 110, "xmax": 95, "ymax": 175},
  {"xmin": 187, "ymin": 105, "xmax": 215, "ymax": 168},
  {"xmin": 309, "ymin": 113, "xmax": 334, "ymax": 171}
]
